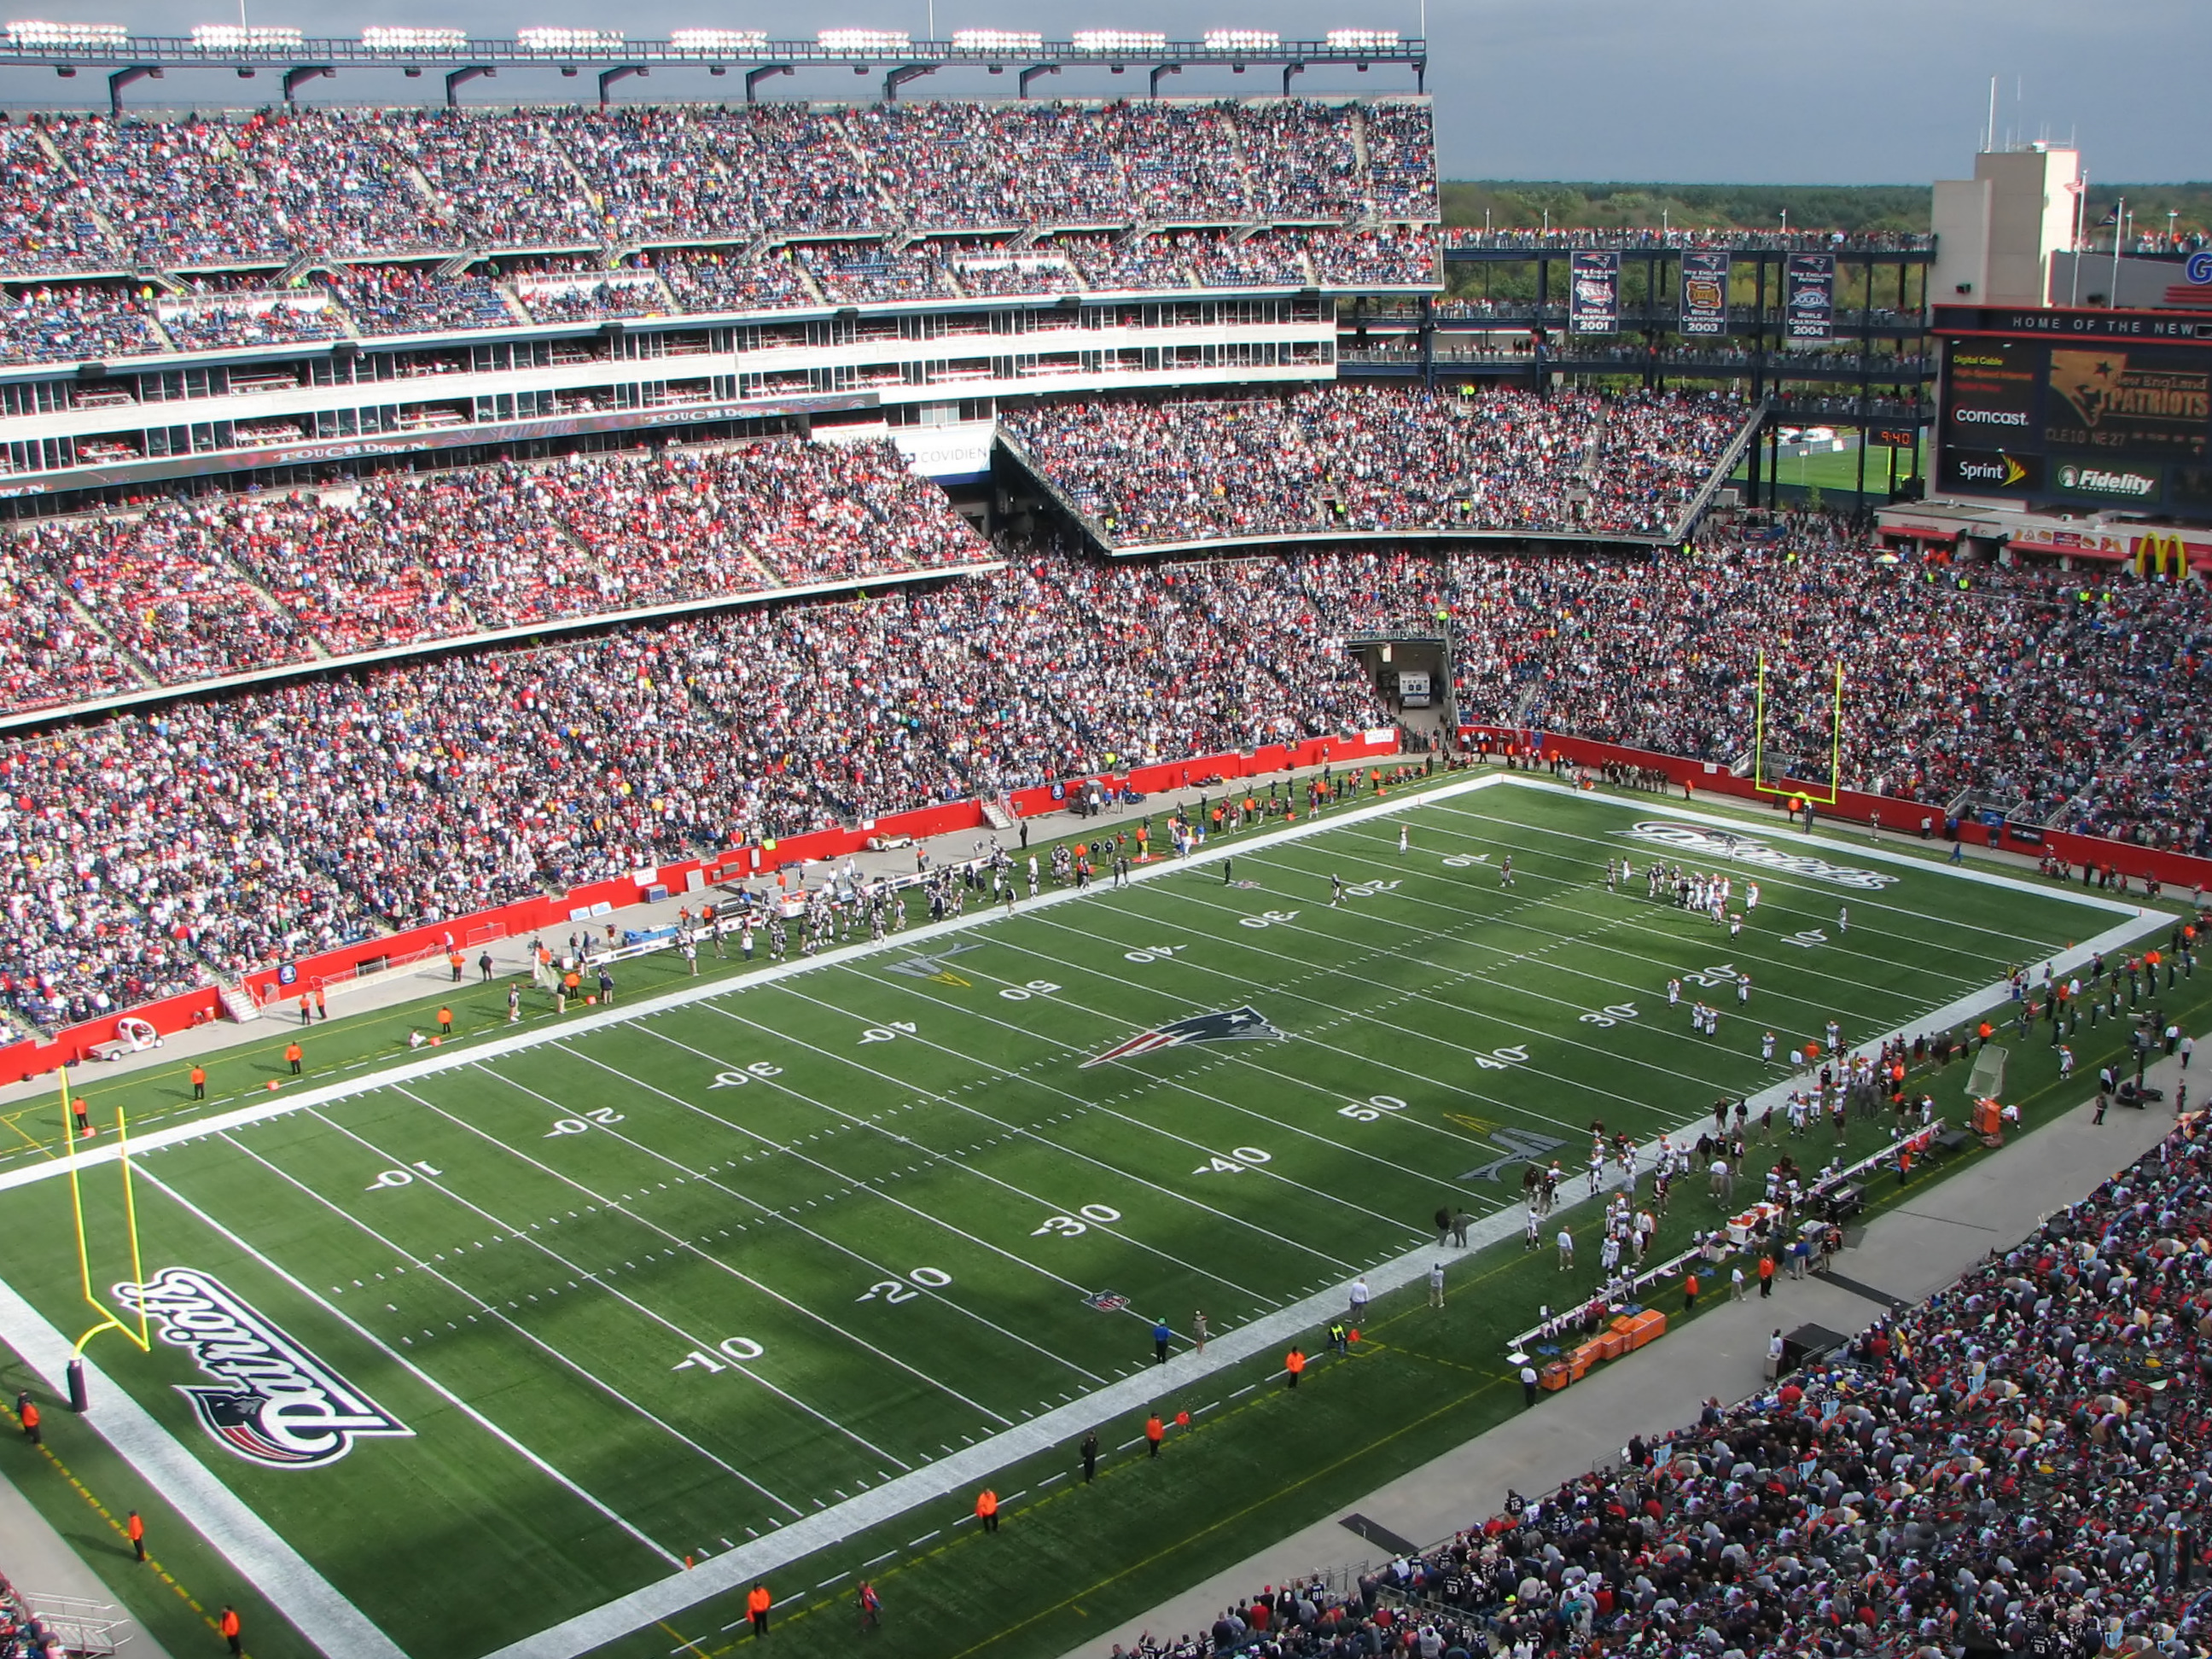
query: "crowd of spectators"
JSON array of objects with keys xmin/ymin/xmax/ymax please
[
  {"xmin": 0, "ymin": 224, "xmax": 1441, "ymax": 364},
  {"xmin": 1441, "ymin": 226, "xmax": 1936, "ymax": 252},
  {"xmin": 1266, "ymin": 519, "xmax": 2212, "ymax": 853},
  {"xmin": 0, "ymin": 280, "xmax": 166, "ymax": 363},
  {"xmin": 1004, "ymin": 387, "xmax": 1748, "ymax": 544},
  {"xmin": 1168, "ymin": 1117, "xmax": 2212, "ymax": 1659},
  {"xmin": 0, "ymin": 547, "xmax": 1386, "ymax": 1031},
  {"xmin": 3, "ymin": 100, "xmax": 1436, "ymax": 275},
  {"xmin": 156, "ymin": 279, "xmax": 348, "ymax": 352},
  {"xmin": 0, "ymin": 437, "xmax": 987, "ymax": 689},
  {"xmin": 5, "ymin": 493, "xmax": 2212, "ymax": 1028},
  {"xmin": 329, "ymin": 263, "xmax": 516, "ymax": 335}
]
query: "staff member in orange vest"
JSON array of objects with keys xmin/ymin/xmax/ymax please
[
  {"xmin": 1144, "ymin": 1413, "xmax": 1164, "ymax": 1458},
  {"xmin": 219, "ymin": 1605, "xmax": 242, "ymax": 1656},
  {"xmin": 1284, "ymin": 1347, "xmax": 1307, "ymax": 1389},
  {"xmin": 975, "ymin": 1487, "xmax": 998, "ymax": 1533},
  {"xmin": 284, "ymin": 1040, "xmax": 303, "ymax": 1076},
  {"xmin": 189, "ymin": 1064, "xmax": 207, "ymax": 1100},
  {"xmin": 126, "ymin": 1509, "xmax": 145, "ymax": 1563},
  {"xmin": 437, "ymin": 1006, "xmax": 453, "ymax": 1035},
  {"xmin": 747, "ymin": 1582, "xmax": 771, "ymax": 1637},
  {"xmin": 17, "ymin": 1394, "xmax": 39, "ymax": 1445}
]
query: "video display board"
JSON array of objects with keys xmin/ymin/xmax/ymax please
[{"xmin": 1937, "ymin": 329, "xmax": 2212, "ymax": 514}]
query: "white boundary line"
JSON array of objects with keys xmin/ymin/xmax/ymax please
[{"xmin": 0, "ymin": 773, "xmax": 2165, "ymax": 1659}]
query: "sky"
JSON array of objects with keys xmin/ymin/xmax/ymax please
[{"xmin": 0, "ymin": 0, "xmax": 2203, "ymax": 184}]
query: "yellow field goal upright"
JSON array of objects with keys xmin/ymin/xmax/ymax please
[
  {"xmin": 1750, "ymin": 650, "xmax": 1847, "ymax": 807},
  {"xmin": 59, "ymin": 1066, "xmax": 151, "ymax": 1411}
]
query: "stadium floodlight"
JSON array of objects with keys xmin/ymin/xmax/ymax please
[
  {"xmin": 5, "ymin": 19, "xmax": 127, "ymax": 46},
  {"xmin": 1325, "ymin": 28, "xmax": 1399, "ymax": 49},
  {"xmin": 517, "ymin": 26, "xmax": 624, "ymax": 49},
  {"xmin": 361, "ymin": 26, "xmax": 469, "ymax": 49},
  {"xmin": 1071, "ymin": 29, "xmax": 1167, "ymax": 50},
  {"xmin": 189, "ymin": 23, "xmax": 305, "ymax": 49},
  {"xmin": 670, "ymin": 28, "xmax": 768, "ymax": 51},
  {"xmin": 1202, "ymin": 29, "xmax": 1279, "ymax": 49},
  {"xmin": 816, "ymin": 28, "xmax": 911, "ymax": 52},
  {"xmin": 951, "ymin": 29, "xmax": 1043, "ymax": 50}
]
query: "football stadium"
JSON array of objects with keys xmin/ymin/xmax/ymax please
[{"xmin": 0, "ymin": 15, "xmax": 2205, "ymax": 1659}]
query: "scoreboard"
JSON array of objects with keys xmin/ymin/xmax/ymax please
[{"xmin": 1931, "ymin": 305, "xmax": 2212, "ymax": 520}]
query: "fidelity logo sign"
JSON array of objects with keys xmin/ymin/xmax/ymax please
[
  {"xmin": 2057, "ymin": 462, "xmax": 2158, "ymax": 498},
  {"xmin": 116, "ymin": 1267, "xmax": 412, "ymax": 1470}
]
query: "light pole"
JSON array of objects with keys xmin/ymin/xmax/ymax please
[{"xmin": 2112, "ymin": 195, "xmax": 2126, "ymax": 307}]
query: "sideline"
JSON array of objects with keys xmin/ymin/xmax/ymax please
[{"xmin": 0, "ymin": 775, "xmax": 2166, "ymax": 1659}]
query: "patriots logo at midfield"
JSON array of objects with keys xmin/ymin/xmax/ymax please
[{"xmin": 1083, "ymin": 1006, "xmax": 1287, "ymax": 1068}]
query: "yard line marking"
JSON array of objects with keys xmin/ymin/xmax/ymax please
[
  {"xmin": 522, "ymin": 1052, "xmax": 1100, "ymax": 1394},
  {"xmin": 0, "ymin": 772, "xmax": 1500, "ymax": 1202},
  {"xmin": 878, "ymin": 931, "xmax": 1524, "ymax": 1200},
  {"xmin": 175, "ymin": 1144, "xmax": 685, "ymax": 1564},
  {"xmin": 1254, "ymin": 827, "xmax": 1982, "ymax": 1013},
  {"xmin": 630, "ymin": 1022, "xmax": 1272, "ymax": 1307},
  {"xmin": 1146, "ymin": 882, "xmax": 1800, "ymax": 1100},
  {"xmin": 1318, "ymin": 817, "xmax": 1995, "ymax": 1003},
  {"xmin": 802, "ymin": 973, "xmax": 1428, "ymax": 1243},
  {"xmin": 696, "ymin": 993, "xmax": 1349, "ymax": 1278},
  {"xmin": 1004, "ymin": 910, "xmax": 1629, "ymax": 1145},
  {"xmin": 317, "ymin": 1097, "xmax": 902, "ymax": 1480},
  {"xmin": 485, "ymin": 860, "xmax": 2127, "ymax": 1658},
  {"xmin": 1431, "ymin": 789, "xmax": 2089, "ymax": 952}
]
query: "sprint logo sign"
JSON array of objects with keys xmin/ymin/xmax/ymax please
[{"xmin": 116, "ymin": 1267, "xmax": 412, "ymax": 1470}]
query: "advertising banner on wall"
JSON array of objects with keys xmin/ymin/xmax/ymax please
[
  {"xmin": 1784, "ymin": 253, "xmax": 1836, "ymax": 341},
  {"xmin": 1569, "ymin": 251, "xmax": 1620, "ymax": 334},
  {"xmin": 1943, "ymin": 339, "xmax": 2041, "ymax": 444},
  {"xmin": 1678, "ymin": 250, "xmax": 1729, "ymax": 336}
]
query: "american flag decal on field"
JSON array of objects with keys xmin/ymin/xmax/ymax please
[{"xmin": 1082, "ymin": 1006, "xmax": 1287, "ymax": 1068}]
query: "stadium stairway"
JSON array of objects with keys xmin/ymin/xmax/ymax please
[{"xmin": 0, "ymin": 1464, "xmax": 172, "ymax": 1657}]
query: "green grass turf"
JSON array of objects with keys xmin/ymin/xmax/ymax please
[
  {"xmin": 1732, "ymin": 436, "xmax": 1926, "ymax": 499},
  {"xmin": 0, "ymin": 776, "xmax": 2189, "ymax": 1659},
  {"xmin": 0, "ymin": 772, "xmax": 1442, "ymax": 1174}
]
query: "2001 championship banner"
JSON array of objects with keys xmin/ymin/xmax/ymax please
[{"xmin": 1570, "ymin": 251, "xmax": 1620, "ymax": 334}]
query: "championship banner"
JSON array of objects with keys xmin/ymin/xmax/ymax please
[
  {"xmin": 1679, "ymin": 250, "xmax": 1728, "ymax": 336},
  {"xmin": 1784, "ymin": 253, "xmax": 1836, "ymax": 341},
  {"xmin": 1569, "ymin": 251, "xmax": 1620, "ymax": 334}
]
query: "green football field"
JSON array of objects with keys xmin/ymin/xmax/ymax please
[{"xmin": 0, "ymin": 774, "xmax": 2176, "ymax": 1659}]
